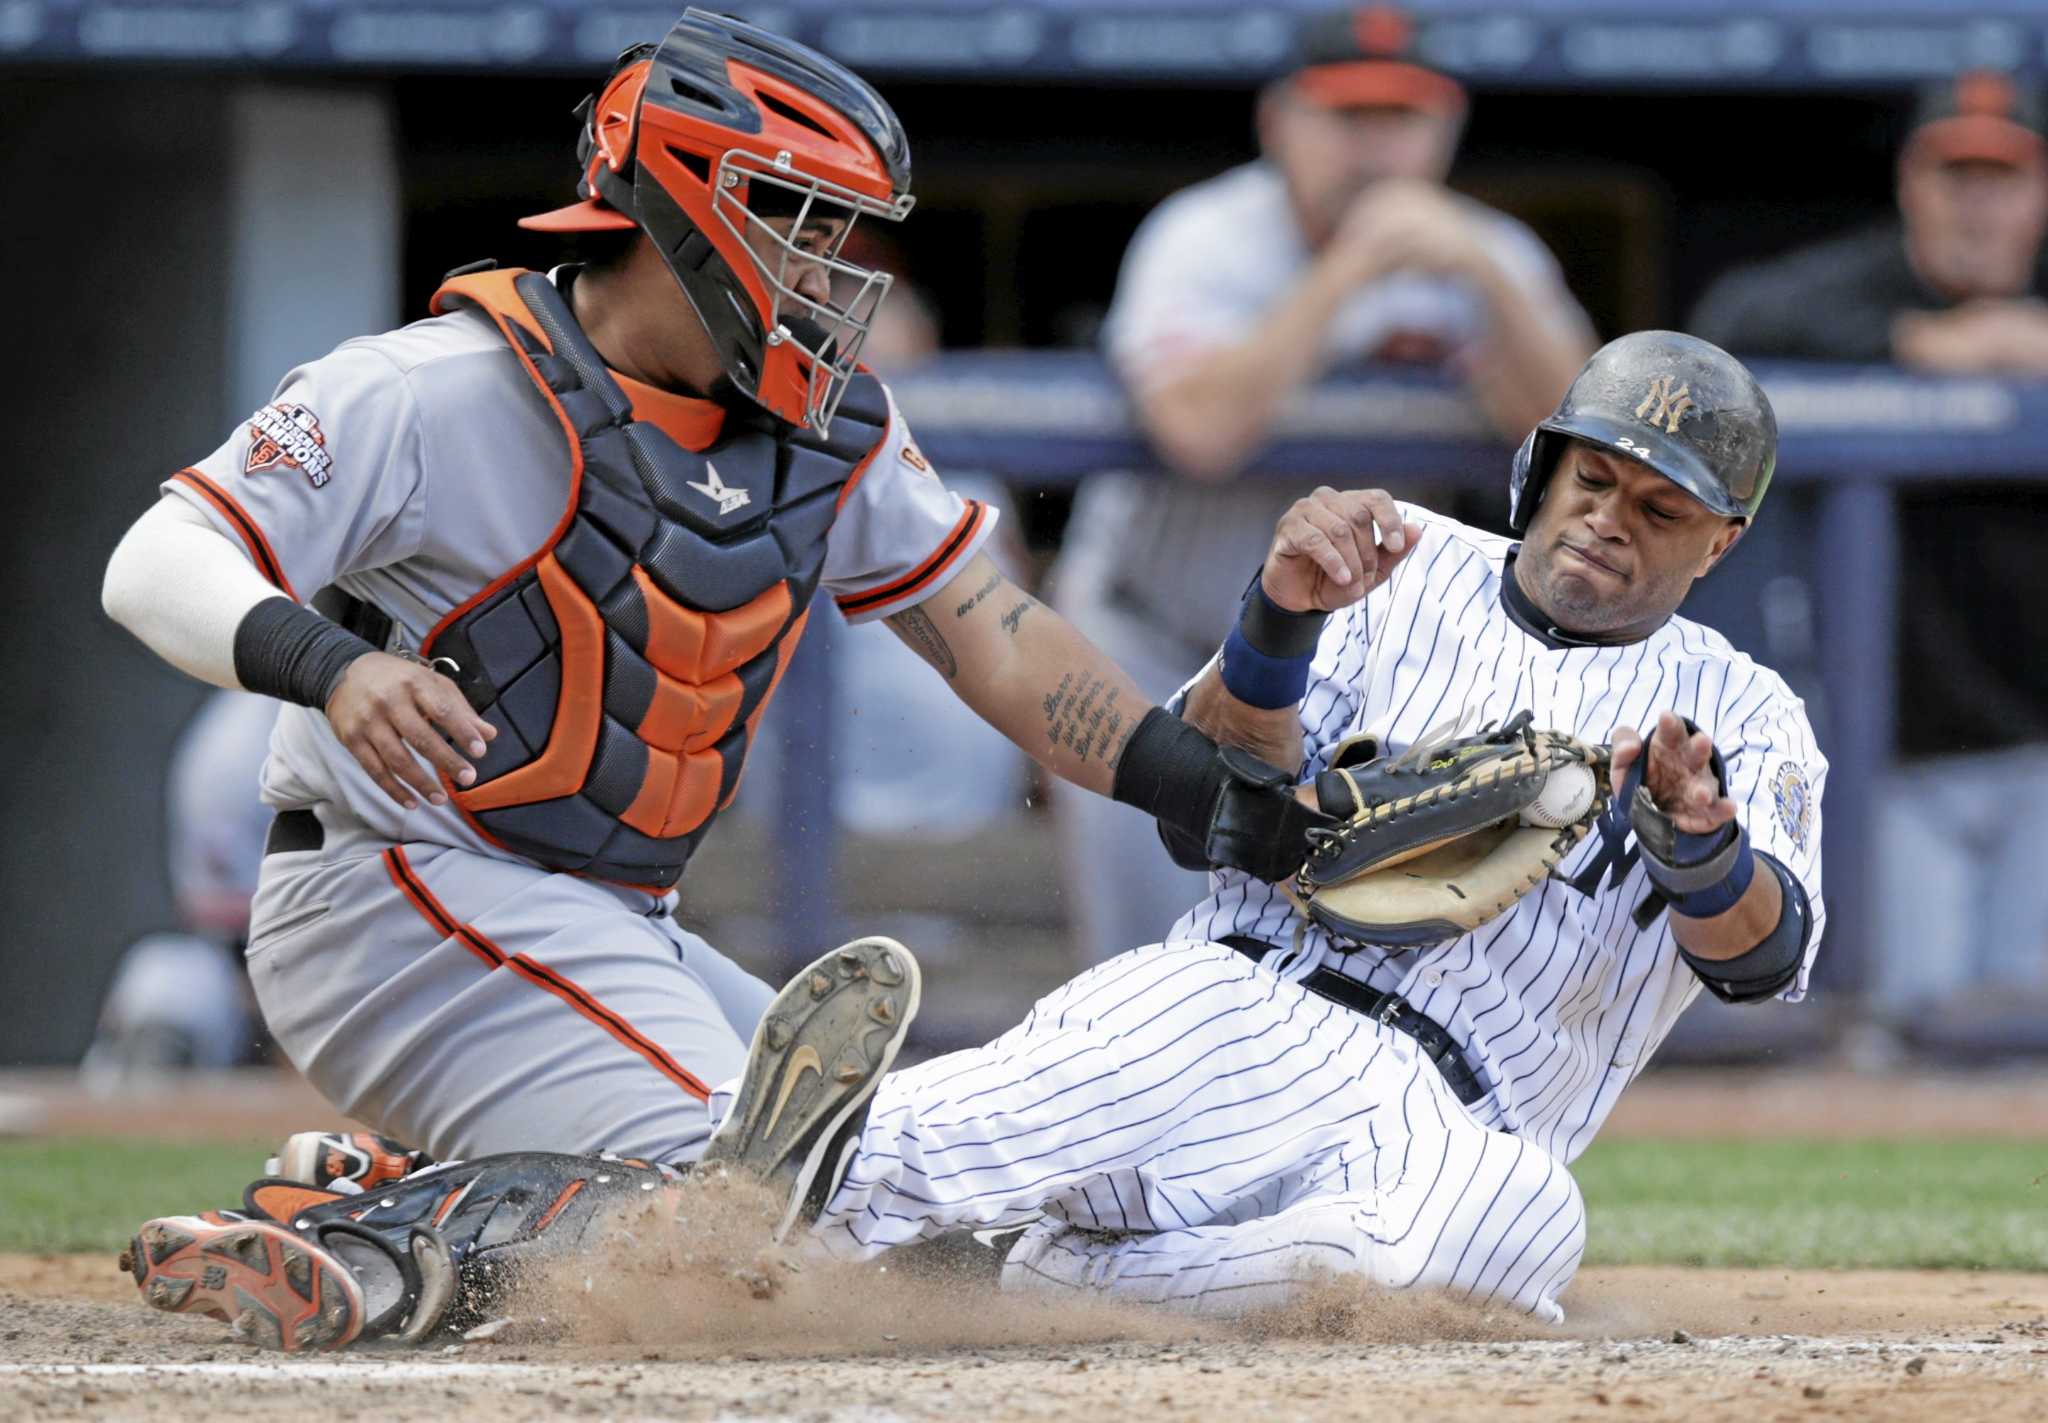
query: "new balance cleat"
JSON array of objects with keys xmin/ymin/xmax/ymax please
[{"xmin": 120, "ymin": 1215, "xmax": 364, "ymax": 1352}]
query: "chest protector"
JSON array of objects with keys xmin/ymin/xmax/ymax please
[{"xmin": 421, "ymin": 267, "xmax": 887, "ymax": 890}]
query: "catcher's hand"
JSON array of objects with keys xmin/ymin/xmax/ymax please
[{"xmin": 1295, "ymin": 711, "xmax": 1611, "ymax": 949}]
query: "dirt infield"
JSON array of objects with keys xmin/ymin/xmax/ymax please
[{"xmin": 4, "ymin": 1252, "xmax": 2044, "ymax": 1421}]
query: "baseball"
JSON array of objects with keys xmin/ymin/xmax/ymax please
[{"xmin": 1521, "ymin": 762, "xmax": 1597, "ymax": 828}]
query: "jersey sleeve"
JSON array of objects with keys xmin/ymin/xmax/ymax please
[
  {"xmin": 820, "ymin": 387, "xmax": 999, "ymax": 624},
  {"xmin": 1718, "ymin": 684, "xmax": 1829, "ymax": 1001},
  {"xmin": 162, "ymin": 341, "xmax": 426, "ymax": 603}
]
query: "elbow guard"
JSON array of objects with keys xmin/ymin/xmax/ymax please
[{"xmin": 1678, "ymin": 852, "xmax": 1812, "ymax": 1005}]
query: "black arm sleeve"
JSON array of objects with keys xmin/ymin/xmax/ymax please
[{"xmin": 233, "ymin": 595, "xmax": 378, "ymax": 709}]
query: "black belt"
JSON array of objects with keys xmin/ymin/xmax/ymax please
[
  {"xmin": 265, "ymin": 809, "xmax": 325, "ymax": 856},
  {"xmin": 1223, "ymin": 936, "xmax": 1488, "ymax": 1107}
]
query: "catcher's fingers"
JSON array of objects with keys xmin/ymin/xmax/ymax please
[
  {"xmin": 391, "ymin": 702, "xmax": 476, "ymax": 791},
  {"xmin": 352, "ymin": 723, "xmax": 439, "ymax": 810},
  {"xmin": 416, "ymin": 679, "xmax": 494, "ymax": 762}
]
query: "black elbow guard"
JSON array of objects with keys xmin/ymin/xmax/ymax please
[
  {"xmin": 1678, "ymin": 853, "xmax": 1812, "ymax": 1005},
  {"xmin": 1114, "ymin": 708, "xmax": 1329, "ymax": 882}
]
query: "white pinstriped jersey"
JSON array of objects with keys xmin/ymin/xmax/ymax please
[{"xmin": 1168, "ymin": 504, "xmax": 1828, "ymax": 1163}]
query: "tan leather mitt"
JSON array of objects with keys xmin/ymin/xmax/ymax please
[{"xmin": 1296, "ymin": 711, "xmax": 1611, "ymax": 949}]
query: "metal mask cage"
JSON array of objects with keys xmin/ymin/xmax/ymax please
[{"xmin": 712, "ymin": 148, "xmax": 915, "ymax": 432}]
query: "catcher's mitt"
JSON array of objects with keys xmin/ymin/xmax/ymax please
[{"xmin": 1296, "ymin": 711, "xmax": 1611, "ymax": 949}]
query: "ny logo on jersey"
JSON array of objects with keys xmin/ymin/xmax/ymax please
[
  {"xmin": 686, "ymin": 462, "xmax": 751, "ymax": 517},
  {"xmin": 1634, "ymin": 377, "xmax": 1694, "ymax": 435}
]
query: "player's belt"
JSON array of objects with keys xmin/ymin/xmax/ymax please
[
  {"xmin": 264, "ymin": 809, "xmax": 325, "ymax": 856},
  {"xmin": 1222, "ymin": 936, "xmax": 1488, "ymax": 1107}
]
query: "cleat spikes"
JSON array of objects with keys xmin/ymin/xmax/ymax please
[
  {"xmin": 123, "ymin": 1215, "xmax": 365, "ymax": 1353},
  {"xmin": 282, "ymin": 1244, "xmax": 313, "ymax": 1301}
]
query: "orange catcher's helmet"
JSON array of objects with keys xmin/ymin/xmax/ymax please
[{"xmin": 521, "ymin": 8, "xmax": 914, "ymax": 433}]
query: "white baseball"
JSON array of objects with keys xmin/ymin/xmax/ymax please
[{"xmin": 1520, "ymin": 762, "xmax": 1596, "ymax": 828}]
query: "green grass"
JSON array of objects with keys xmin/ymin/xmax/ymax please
[
  {"xmin": 2, "ymin": 1137, "xmax": 2045, "ymax": 1269},
  {"xmin": 1574, "ymin": 1138, "xmax": 2048, "ymax": 1271},
  {"xmin": 0, "ymin": 1138, "xmax": 268, "ymax": 1254}
]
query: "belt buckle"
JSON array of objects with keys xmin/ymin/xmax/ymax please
[{"xmin": 1375, "ymin": 996, "xmax": 1402, "ymax": 1028}]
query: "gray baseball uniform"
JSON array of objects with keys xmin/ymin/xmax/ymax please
[{"xmin": 165, "ymin": 267, "xmax": 995, "ymax": 1164}]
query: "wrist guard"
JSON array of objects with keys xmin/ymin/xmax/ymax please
[
  {"xmin": 1679, "ymin": 853, "xmax": 1811, "ymax": 1004},
  {"xmin": 1624, "ymin": 717, "xmax": 1755, "ymax": 920},
  {"xmin": 1218, "ymin": 575, "xmax": 1327, "ymax": 709},
  {"xmin": 1114, "ymin": 708, "xmax": 1329, "ymax": 882},
  {"xmin": 234, "ymin": 596, "xmax": 378, "ymax": 710}
]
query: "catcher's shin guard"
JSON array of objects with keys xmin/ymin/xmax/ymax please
[{"xmin": 703, "ymin": 937, "xmax": 920, "ymax": 1242}]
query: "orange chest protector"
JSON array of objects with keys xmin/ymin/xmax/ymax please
[{"xmin": 423, "ymin": 267, "xmax": 887, "ymax": 889}]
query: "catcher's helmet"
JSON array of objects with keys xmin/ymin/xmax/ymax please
[
  {"xmin": 520, "ymin": 9, "xmax": 914, "ymax": 433},
  {"xmin": 1506, "ymin": 331, "xmax": 1776, "ymax": 533}
]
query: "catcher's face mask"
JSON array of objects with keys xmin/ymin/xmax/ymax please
[
  {"xmin": 709, "ymin": 149, "xmax": 911, "ymax": 431},
  {"xmin": 519, "ymin": 9, "xmax": 914, "ymax": 433}
]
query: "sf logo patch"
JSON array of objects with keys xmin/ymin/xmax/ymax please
[{"xmin": 245, "ymin": 403, "xmax": 333, "ymax": 489}]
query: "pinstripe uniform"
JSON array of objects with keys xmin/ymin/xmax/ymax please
[{"xmin": 801, "ymin": 504, "xmax": 1826, "ymax": 1321}]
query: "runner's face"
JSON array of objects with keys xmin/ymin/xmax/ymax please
[{"xmin": 1518, "ymin": 443, "xmax": 1743, "ymax": 640}]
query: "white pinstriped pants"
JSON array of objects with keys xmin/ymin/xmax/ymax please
[{"xmin": 815, "ymin": 941, "xmax": 1585, "ymax": 1321}]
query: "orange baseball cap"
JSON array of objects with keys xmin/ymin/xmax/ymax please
[
  {"xmin": 1291, "ymin": 6, "xmax": 1466, "ymax": 120},
  {"xmin": 1905, "ymin": 71, "xmax": 2047, "ymax": 170}
]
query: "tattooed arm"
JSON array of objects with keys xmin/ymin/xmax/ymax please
[{"xmin": 883, "ymin": 553, "xmax": 1151, "ymax": 795}]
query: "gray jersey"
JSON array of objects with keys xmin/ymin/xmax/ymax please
[
  {"xmin": 166, "ymin": 271, "xmax": 994, "ymax": 863},
  {"xmin": 1098, "ymin": 162, "xmax": 1587, "ymax": 645},
  {"xmin": 1169, "ymin": 506, "xmax": 1828, "ymax": 1162}
]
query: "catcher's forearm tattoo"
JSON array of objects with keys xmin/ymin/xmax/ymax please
[
  {"xmin": 887, "ymin": 606, "xmax": 957, "ymax": 679},
  {"xmin": 1041, "ymin": 670, "xmax": 1123, "ymax": 763},
  {"xmin": 952, "ymin": 569, "xmax": 1002, "ymax": 620},
  {"xmin": 1000, "ymin": 599, "xmax": 1036, "ymax": 636}
]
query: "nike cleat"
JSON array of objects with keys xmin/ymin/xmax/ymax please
[{"xmin": 702, "ymin": 936, "xmax": 920, "ymax": 1241}]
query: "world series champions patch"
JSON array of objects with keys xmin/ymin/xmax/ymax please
[
  {"xmin": 245, "ymin": 402, "xmax": 333, "ymax": 488},
  {"xmin": 1770, "ymin": 760, "xmax": 1812, "ymax": 853}
]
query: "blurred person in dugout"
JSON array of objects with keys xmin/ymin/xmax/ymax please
[
  {"xmin": 1048, "ymin": 4, "xmax": 1594, "ymax": 962},
  {"xmin": 81, "ymin": 691, "xmax": 275, "ymax": 1087},
  {"xmin": 1692, "ymin": 71, "xmax": 2048, "ymax": 1033}
]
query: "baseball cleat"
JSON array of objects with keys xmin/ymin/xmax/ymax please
[
  {"xmin": 702, "ymin": 936, "xmax": 920, "ymax": 1241},
  {"xmin": 119, "ymin": 1214, "xmax": 365, "ymax": 1352},
  {"xmin": 267, "ymin": 1130, "xmax": 431, "ymax": 1194}
]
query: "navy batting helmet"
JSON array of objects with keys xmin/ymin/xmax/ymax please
[{"xmin": 1506, "ymin": 331, "xmax": 1777, "ymax": 534}]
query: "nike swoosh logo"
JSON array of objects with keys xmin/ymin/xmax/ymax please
[{"xmin": 762, "ymin": 1044, "xmax": 823, "ymax": 1139}]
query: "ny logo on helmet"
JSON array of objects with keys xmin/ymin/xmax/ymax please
[{"xmin": 1634, "ymin": 377, "xmax": 1694, "ymax": 435}]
